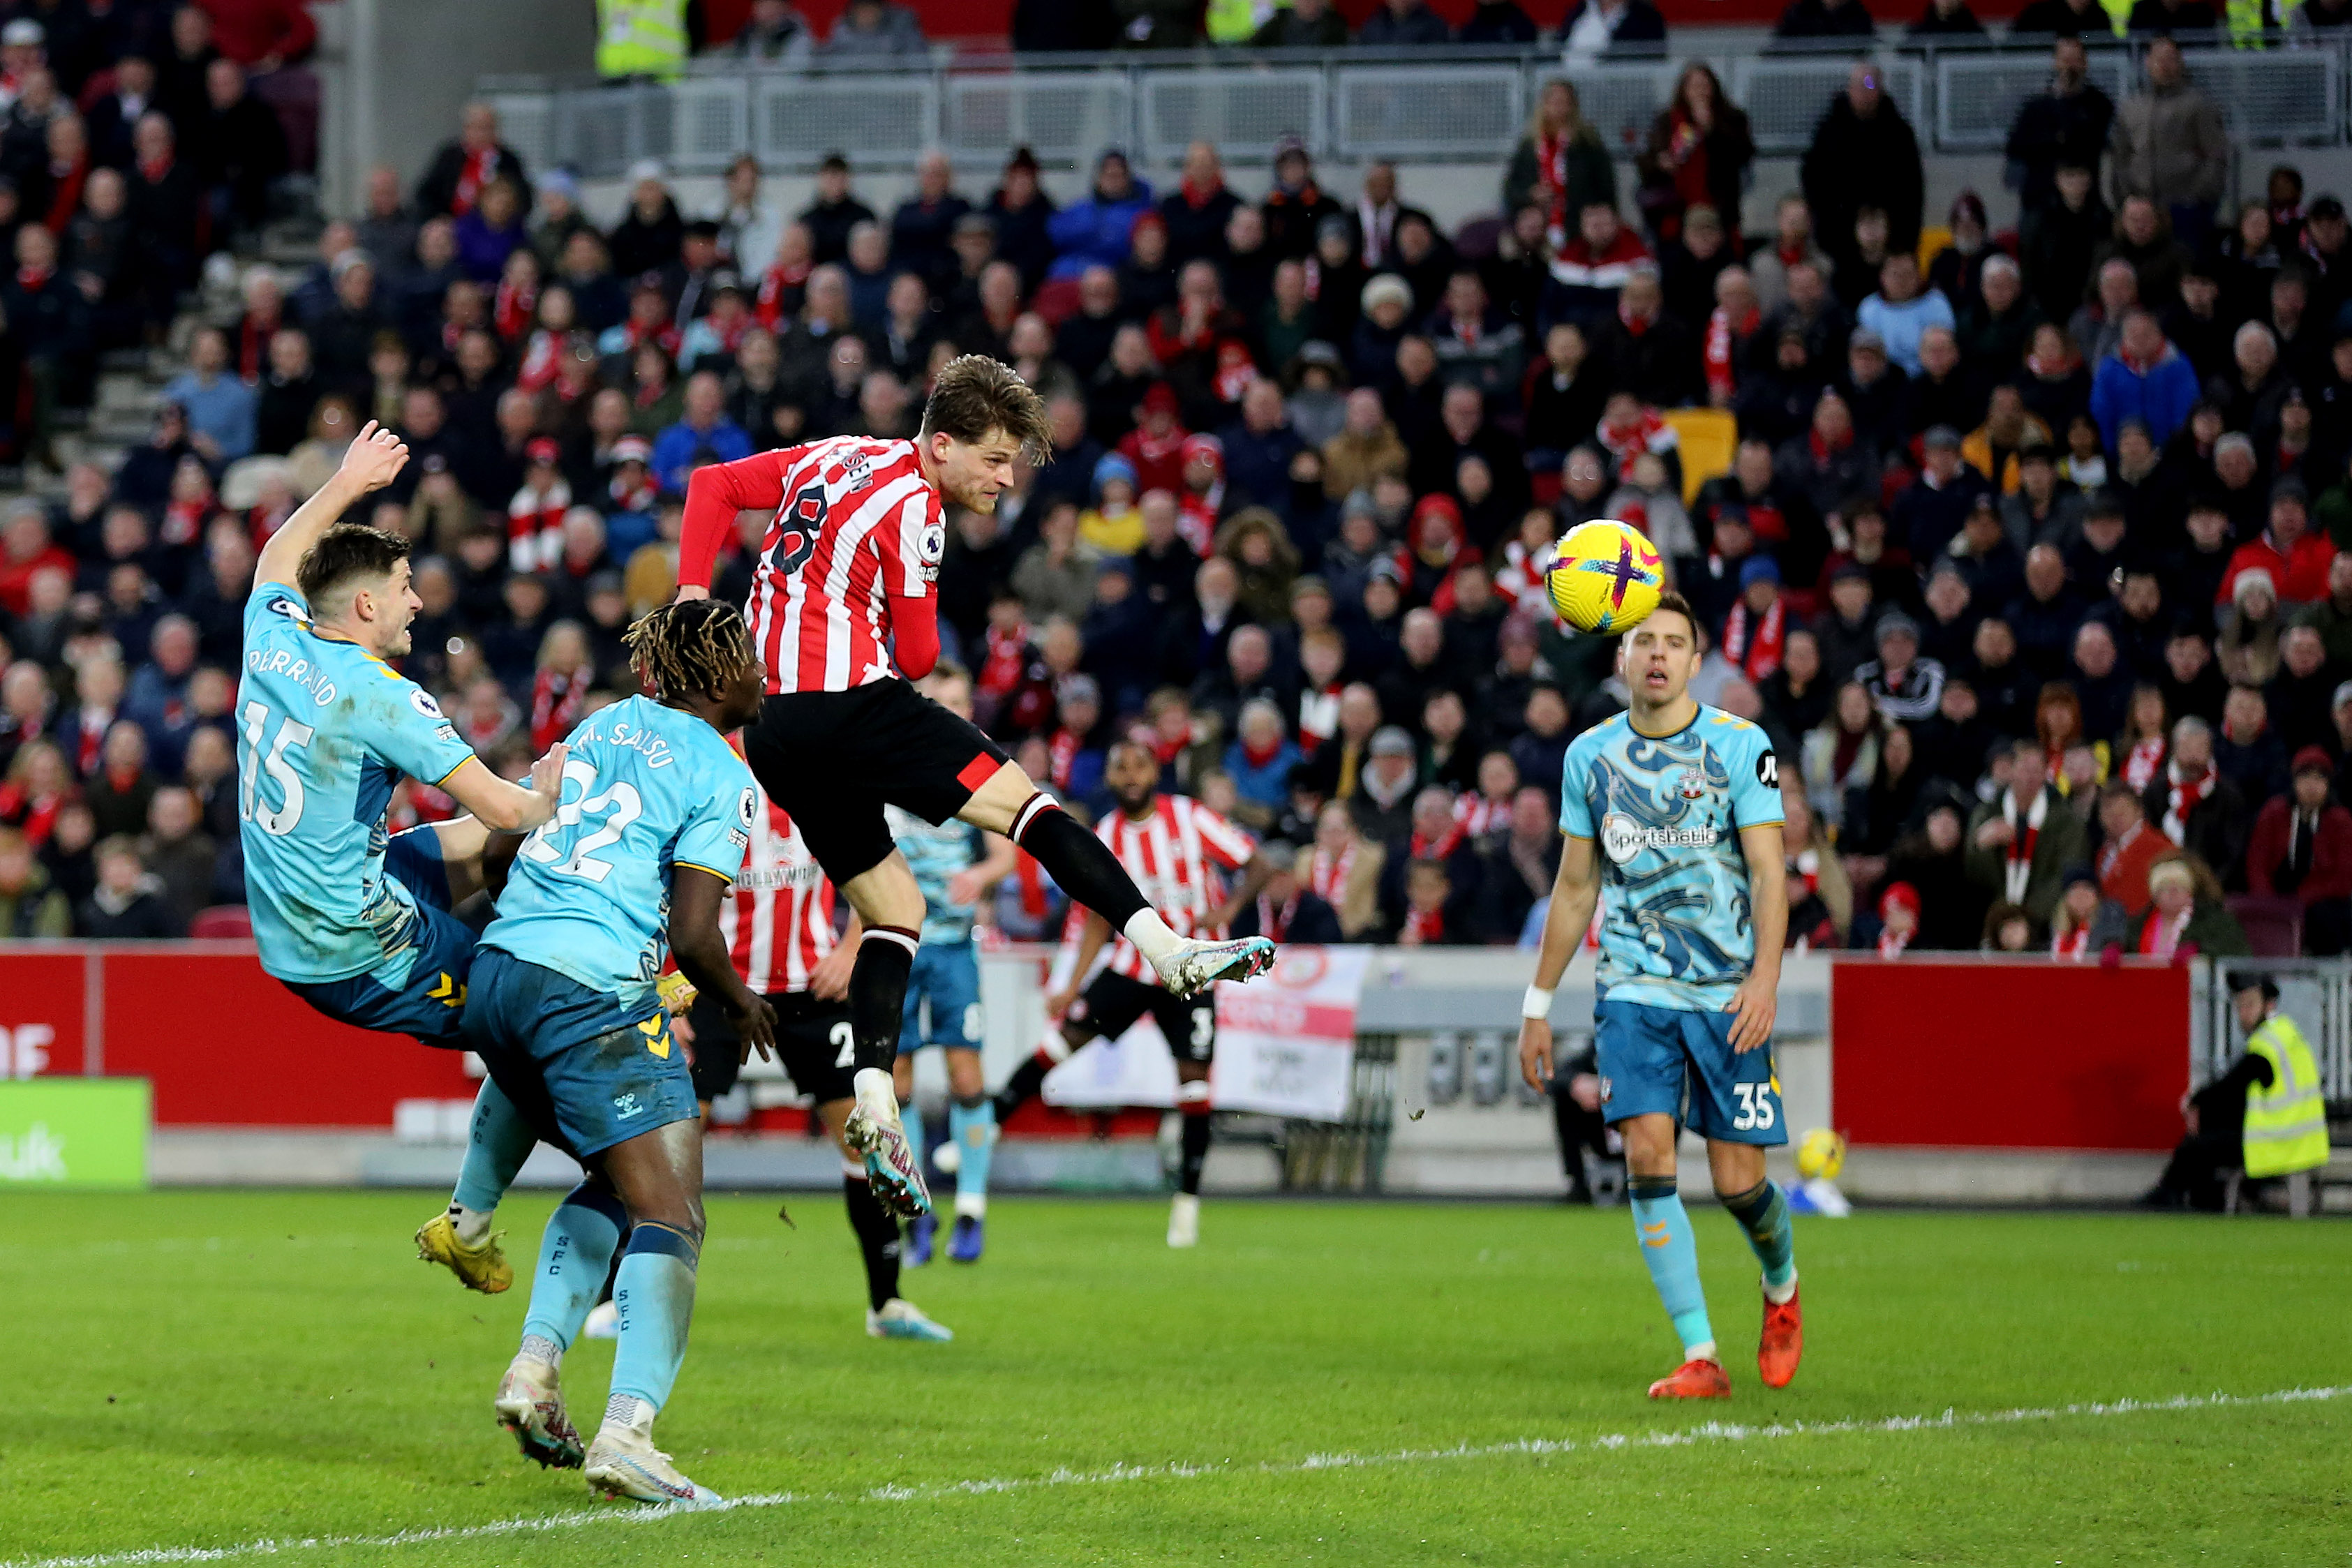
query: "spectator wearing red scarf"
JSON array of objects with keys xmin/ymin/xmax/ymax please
[
  {"xmin": 415, "ymin": 101, "xmax": 530, "ymax": 222},
  {"xmin": 1637, "ymin": 64, "xmax": 1756, "ymax": 248},
  {"xmin": 1703, "ymin": 266, "xmax": 1763, "ymax": 409},
  {"xmin": 1720, "ymin": 557, "xmax": 1788, "ymax": 682},
  {"xmin": 1506, "ymin": 79, "xmax": 1616, "ymax": 253}
]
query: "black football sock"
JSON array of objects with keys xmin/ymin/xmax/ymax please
[
  {"xmin": 1178, "ymin": 1107, "xmax": 1212, "ymax": 1196},
  {"xmin": 847, "ymin": 927, "xmax": 918, "ymax": 1074},
  {"xmin": 995, "ymin": 1050, "xmax": 1054, "ymax": 1121},
  {"xmin": 1012, "ymin": 796, "xmax": 1150, "ymax": 931},
  {"xmin": 842, "ymin": 1172, "xmax": 902, "ymax": 1312}
]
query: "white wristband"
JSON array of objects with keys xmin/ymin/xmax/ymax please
[{"xmin": 1521, "ymin": 985, "xmax": 1555, "ymax": 1020}]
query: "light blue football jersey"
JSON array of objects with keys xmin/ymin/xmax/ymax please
[
  {"xmin": 482, "ymin": 694, "xmax": 757, "ymax": 1002},
  {"xmin": 886, "ymin": 803, "xmax": 985, "ymax": 946},
  {"xmin": 1558, "ymin": 704, "xmax": 1786, "ymax": 1013},
  {"xmin": 237, "ymin": 581, "xmax": 478, "ymax": 984}
]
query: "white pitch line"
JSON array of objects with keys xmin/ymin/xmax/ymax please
[{"xmin": 11, "ymin": 1383, "xmax": 2348, "ymax": 1568}]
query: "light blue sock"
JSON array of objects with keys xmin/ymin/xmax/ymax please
[
  {"xmin": 609, "ymin": 1222, "xmax": 700, "ymax": 1413},
  {"xmin": 901, "ymin": 1097, "xmax": 926, "ymax": 1171},
  {"xmin": 1629, "ymin": 1175, "xmax": 1715, "ymax": 1358},
  {"xmin": 948, "ymin": 1096, "xmax": 995, "ymax": 1212},
  {"xmin": 451, "ymin": 1077, "xmax": 536, "ymax": 1214},
  {"xmin": 519, "ymin": 1185, "xmax": 627, "ymax": 1352},
  {"xmin": 1722, "ymin": 1179, "xmax": 1798, "ymax": 1292}
]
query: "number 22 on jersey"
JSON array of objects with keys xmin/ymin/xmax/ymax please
[{"xmin": 519, "ymin": 759, "xmax": 642, "ymax": 883}]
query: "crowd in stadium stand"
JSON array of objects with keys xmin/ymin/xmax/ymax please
[{"xmin": 6, "ymin": 15, "xmax": 2352, "ymax": 960}]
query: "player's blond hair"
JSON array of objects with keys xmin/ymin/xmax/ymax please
[{"xmin": 921, "ymin": 354, "xmax": 1054, "ymax": 461}]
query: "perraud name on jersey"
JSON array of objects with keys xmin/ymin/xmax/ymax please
[{"xmin": 1600, "ymin": 813, "xmax": 1720, "ymax": 863}]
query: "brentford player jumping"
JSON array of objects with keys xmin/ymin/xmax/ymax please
[
  {"xmin": 993, "ymin": 740, "xmax": 1272, "ymax": 1247},
  {"xmin": 674, "ymin": 356, "xmax": 1274, "ymax": 1217}
]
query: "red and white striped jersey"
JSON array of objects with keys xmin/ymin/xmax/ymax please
[
  {"xmin": 707, "ymin": 436, "xmax": 946, "ymax": 694},
  {"xmin": 1094, "ymin": 793, "xmax": 1257, "ymax": 982},
  {"xmin": 719, "ymin": 763, "xmax": 840, "ymax": 996}
]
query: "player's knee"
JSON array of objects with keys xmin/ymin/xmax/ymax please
[{"xmin": 959, "ymin": 762, "xmax": 1034, "ymax": 832}]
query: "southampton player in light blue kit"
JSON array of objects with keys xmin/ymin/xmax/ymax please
[
  {"xmin": 234, "ymin": 422, "xmax": 568, "ymax": 1296},
  {"xmin": 887, "ymin": 664, "xmax": 1016, "ymax": 1265},
  {"xmin": 1517, "ymin": 590, "xmax": 1802, "ymax": 1401},
  {"xmin": 464, "ymin": 599, "xmax": 775, "ymax": 1507}
]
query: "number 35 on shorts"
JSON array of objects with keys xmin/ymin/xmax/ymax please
[{"xmin": 1731, "ymin": 1077, "xmax": 1780, "ymax": 1132}]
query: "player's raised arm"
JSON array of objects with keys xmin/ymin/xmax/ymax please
[
  {"xmin": 1727, "ymin": 822, "xmax": 1787, "ymax": 1052},
  {"xmin": 1519, "ymin": 832, "xmax": 1602, "ymax": 1093},
  {"xmin": 674, "ymin": 449, "xmax": 791, "ymax": 602},
  {"xmin": 255, "ymin": 421, "xmax": 409, "ymax": 590},
  {"xmin": 669, "ymin": 865, "xmax": 777, "ymax": 1061},
  {"xmin": 441, "ymin": 741, "xmax": 568, "ymax": 834}
]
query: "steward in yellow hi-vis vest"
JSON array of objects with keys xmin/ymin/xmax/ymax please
[
  {"xmin": 597, "ymin": 0, "xmax": 687, "ymax": 80},
  {"xmin": 2143, "ymin": 971, "xmax": 2332, "ymax": 1207}
]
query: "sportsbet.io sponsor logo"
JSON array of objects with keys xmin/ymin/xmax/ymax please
[{"xmin": 1600, "ymin": 812, "xmax": 1720, "ymax": 865}]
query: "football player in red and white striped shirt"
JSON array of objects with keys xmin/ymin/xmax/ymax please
[
  {"xmin": 673, "ymin": 355, "xmax": 1274, "ymax": 1220},
  {"xmin": 669, "ymin": 761, "xmax": 954, "ymax": 1344},
  {"xmin": 992, "ymin": 740, "xmax": 1273, "ymax": 1249}
]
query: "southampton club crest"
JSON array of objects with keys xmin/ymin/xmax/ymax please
[{"xmin": 1675, "ymin": 766, "xmax": 1706, "ymax": 801}]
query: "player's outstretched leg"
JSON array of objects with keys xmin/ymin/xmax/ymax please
[
  {"xmin": 1629, "ymin": 1171, "xmax": 1729, "ymax": 1398},
  {"xmin": 994, "ymin": 1031, "xmax": 1071, "ymax": 1121},
  {"xmin": 1722, "ymin": 1177, "xmax": 1802, "ymax": 1388},
  {"xmin": 417, "ymin": 1077, "xmax": 537, "ymax": 1294},
  {"xmin": 996, "ymin": 789, "xmax": 1274, "ymax": 999},
  {"xmin": 835, "ymin": 915, "xmax": 932, "ymax": 1218},
  {"xmin": 946, "ymin": 1091, "xmax": 995, "ymax": 1262},
  {"xmin": 493, "ymin": 1182, "xmax": 627, "ymax": 1470},
  {"xmin": 1168, "ymin": 1078, "xmax": 1212, "ymax": 1248}
]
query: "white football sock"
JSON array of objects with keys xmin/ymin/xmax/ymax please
[
  {"xmin": 1124, "ymin": 909, "xmax": 1182, "ymax": 964},
  {"xmin": 1764, "ymin": 1269, "xmax": 1798, "ymax": 1306},
  {"xmin": 1685, "ymin": 1338, "xmax": 1718, "ymax": 1364},
  {"xmin": 449, "ymin": 1203, "xmax": 493, "ymax": 1246},
  {"xmin": 603, "ymin": 1393, "xmax": 657, "ymax": 1436}
]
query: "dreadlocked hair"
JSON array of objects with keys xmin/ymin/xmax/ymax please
[{"xmin": 624, "ymin": 598, "xmax": 752, "ymax": 701}]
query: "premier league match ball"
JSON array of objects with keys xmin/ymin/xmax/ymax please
[
  {"xmin": 1546, "ymin": 519, "xmax": 1665, "ymax": 635},
  {"xmin": 1796, "ymin": 1127, "xmax": 1848, "ymax": 1182}
]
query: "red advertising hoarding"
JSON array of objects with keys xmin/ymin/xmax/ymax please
[{"xmin": 1830, "ymin": 957, "xmax": 2191, "ymax": 1153}]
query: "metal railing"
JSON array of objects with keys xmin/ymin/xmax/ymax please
[
  {"xmin": 481, "ymin": 35, "xmax": 2352, "ymax": 182},
  {"xmin": 2191, "ymin": 957, "xmax": 2352, "ymax": 1106}
]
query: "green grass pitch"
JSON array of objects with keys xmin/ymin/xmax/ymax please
[{"xmin": 6, "ymin": 1190, "xmax": 2349, "ymax": 1566}]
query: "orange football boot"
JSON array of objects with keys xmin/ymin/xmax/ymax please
[
  {"xmin": 1647, "ymin": 1357, "xmax": 1732, "ymax": 1400},
  {"xmin": 1758, "ymin": 1283, "xmax": 1803, "ymax": 1389}
]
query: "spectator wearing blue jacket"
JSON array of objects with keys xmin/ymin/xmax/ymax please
[
  {"xmin": 1853, "ymin": 253, "xmax": 1954, "ymax": 378},
  {"xmin": 651, "ymin": 372, "xmax": 753, "ymax": 498},
  {"xmin": 161, "ymin": 327, "xmax": 257, "ymax": 464},
  {"xmin": 2089, "ymin": 311, "xmax": 2201, "ymax": 457},
  {"xmin": 1047, "ymin": 151, "xmax": 1153, "ymax": 281},
  {"xmin": 1224, "ymin": 698, "xmax": 1305, "ymax": 822}
]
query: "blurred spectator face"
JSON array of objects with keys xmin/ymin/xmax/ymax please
[
  {"xmin": 417, "ymin": 217, "xmax": 457, "ymax": 271},
  {"xmin": 2212, "ymin": 438, "xmax": 2253, "ymax": 487},
  {"xmin": 1877, "ymin": 253, "xmax": 1919, "ymax": 304},
  {"xmin": 1228, "ymin": 625, "xmax": 1272, "ymax": 682},
  {"xmin": 101, "ymin": 719, "xmax": 145, "ymax": 774},
  {"xmin": 1441, "ymin": 384, "xmax": 1482, "ymax": 444},
  {"xmin": 1508, "ymin": 784, "xmax": 1552, "ymax": 842},
  {"xmin": 152, "ymin": 618, "xmax": 196, "ymax": 677},
  {"xmin": 149, "ymin": 786, "xmax": 198, "ymax": 842},
  {"xmin": 1845, "ymin": 61, "xmax": 1883, "ymax": 116},
  {"xmin": 101, "ymin": 506, "xmax": 148, "ymax": 561},
  {"xmin": 335, "ymin": 257, "xmax": 375, "ymax": 311},
  {"xmin": 1224, "ymin": 205, "xmax": 1263, "ymax": 259},
  {"xmin": 79, "ymin": 655, "xmax": 125, "ymax": 712},
  {"xmin": 2285, "ymin": 625, "xmax": 2325, "ymax": 678},
  {"xmin": 2118, "ymin": 571, "xmax": 2161, "ymax": 622},
  {"xmin": 1973, "ymin": 617, "xmax": 2015, "ymax": 668},
  {"xmin": 1577, "ymin": 203, "xmax": 1619, "ymax": 253},
  {"xmin": 2184, "ymin": 504, "xmax": 2228, "ymax": 550},
  {"xmin": 1812, "ymin": 391, "xmax": 1852, "ymax": 446},
  {"xmin": 1525, "ymin": 687, "xmax": 1568, "ymax": 737},
  {"xmin": 2119, "ymin": 196, "xmax": 2161, "ymax": 248},
  {"xmin": 2023, "ymin": 545, "xmax": 2064, "ymax": 601},
  {"xmin": 1196, "ymin": 556, "xmax": 1239, "ymax": 613},
  {"xmin": 97, "ymin": 843, "xmax": 143, "ymax": 897},
  {"xmin": 2236, "ymin": 324, "xmax": 2277, "ymax": 384},
  {"xmin": 1475, "ymin": 750, "xmax": 1518, "ymax": 804},
  {"xmin": 2271, "ymin": 492, "xmax": 2308, "ymax": 546},
  {"xmin": 1401, "ymin": 609, "xmax": 1443, "ymax": 666},
  {"xmin": 684, "ymin": 372, "xmax": 724, "ymax": 424},
  {"xmin": 2074, "ymin": 622, "xmax": 2116, "ymax": 679},
  {"xmin": 460, "ymin": 102, "xmax": 500, "ymax": 155},
  {"xmin": 1337, "ymin": 684, "xmax": 1381, "ymax": 744},
  {"xmin": 1096, "ymin": 153, "xmax": 1133, "ymax": 202},
  {"xmin": 1621, "ymin": 271, "xmax": 1660, "ymax": 324},
  {"xmin": 2224, "ymin": 686, "xmax": 2266, "ymax": 740},
  {"xmin": 1916, "ymin": 327, "xmax": 1958, "ymax": 382},
  {"xmin": 205, "ymin": 57, "xmax": 248, "ymax": 111},
  {"xmin": 2146, "ymin": 36, "xmax": 2182, "ymax": 88},
  {"xmin": 182, "ymin": 726, "xmax": 232, "ymax": 789},
  {"xmin": 847, "ymin": 222, "xmax": 886, "ymax": 274},
  {"xmin": 401, "ymin": 388, "xmax": 444, "ymax": 438}
]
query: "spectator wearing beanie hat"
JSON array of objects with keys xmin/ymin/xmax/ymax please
[
  {"xmin": 1719, "ymin": 556, "xmax": 1787, "ymax": 683},
  {"xmin": 1856, "ymin": 608, "xmax": 1944, "ymax": 722},
  {"xmin": 2049, "ymin": 864, "xmax": 2130, "ymax": 959},
  {"xmin": 2218, "ymin": 479, "xmax": 2336, "ymax": 606},
  {"xmin": 2245, "ymin": 745, "xmax": 2352, "ymax": 953}
]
